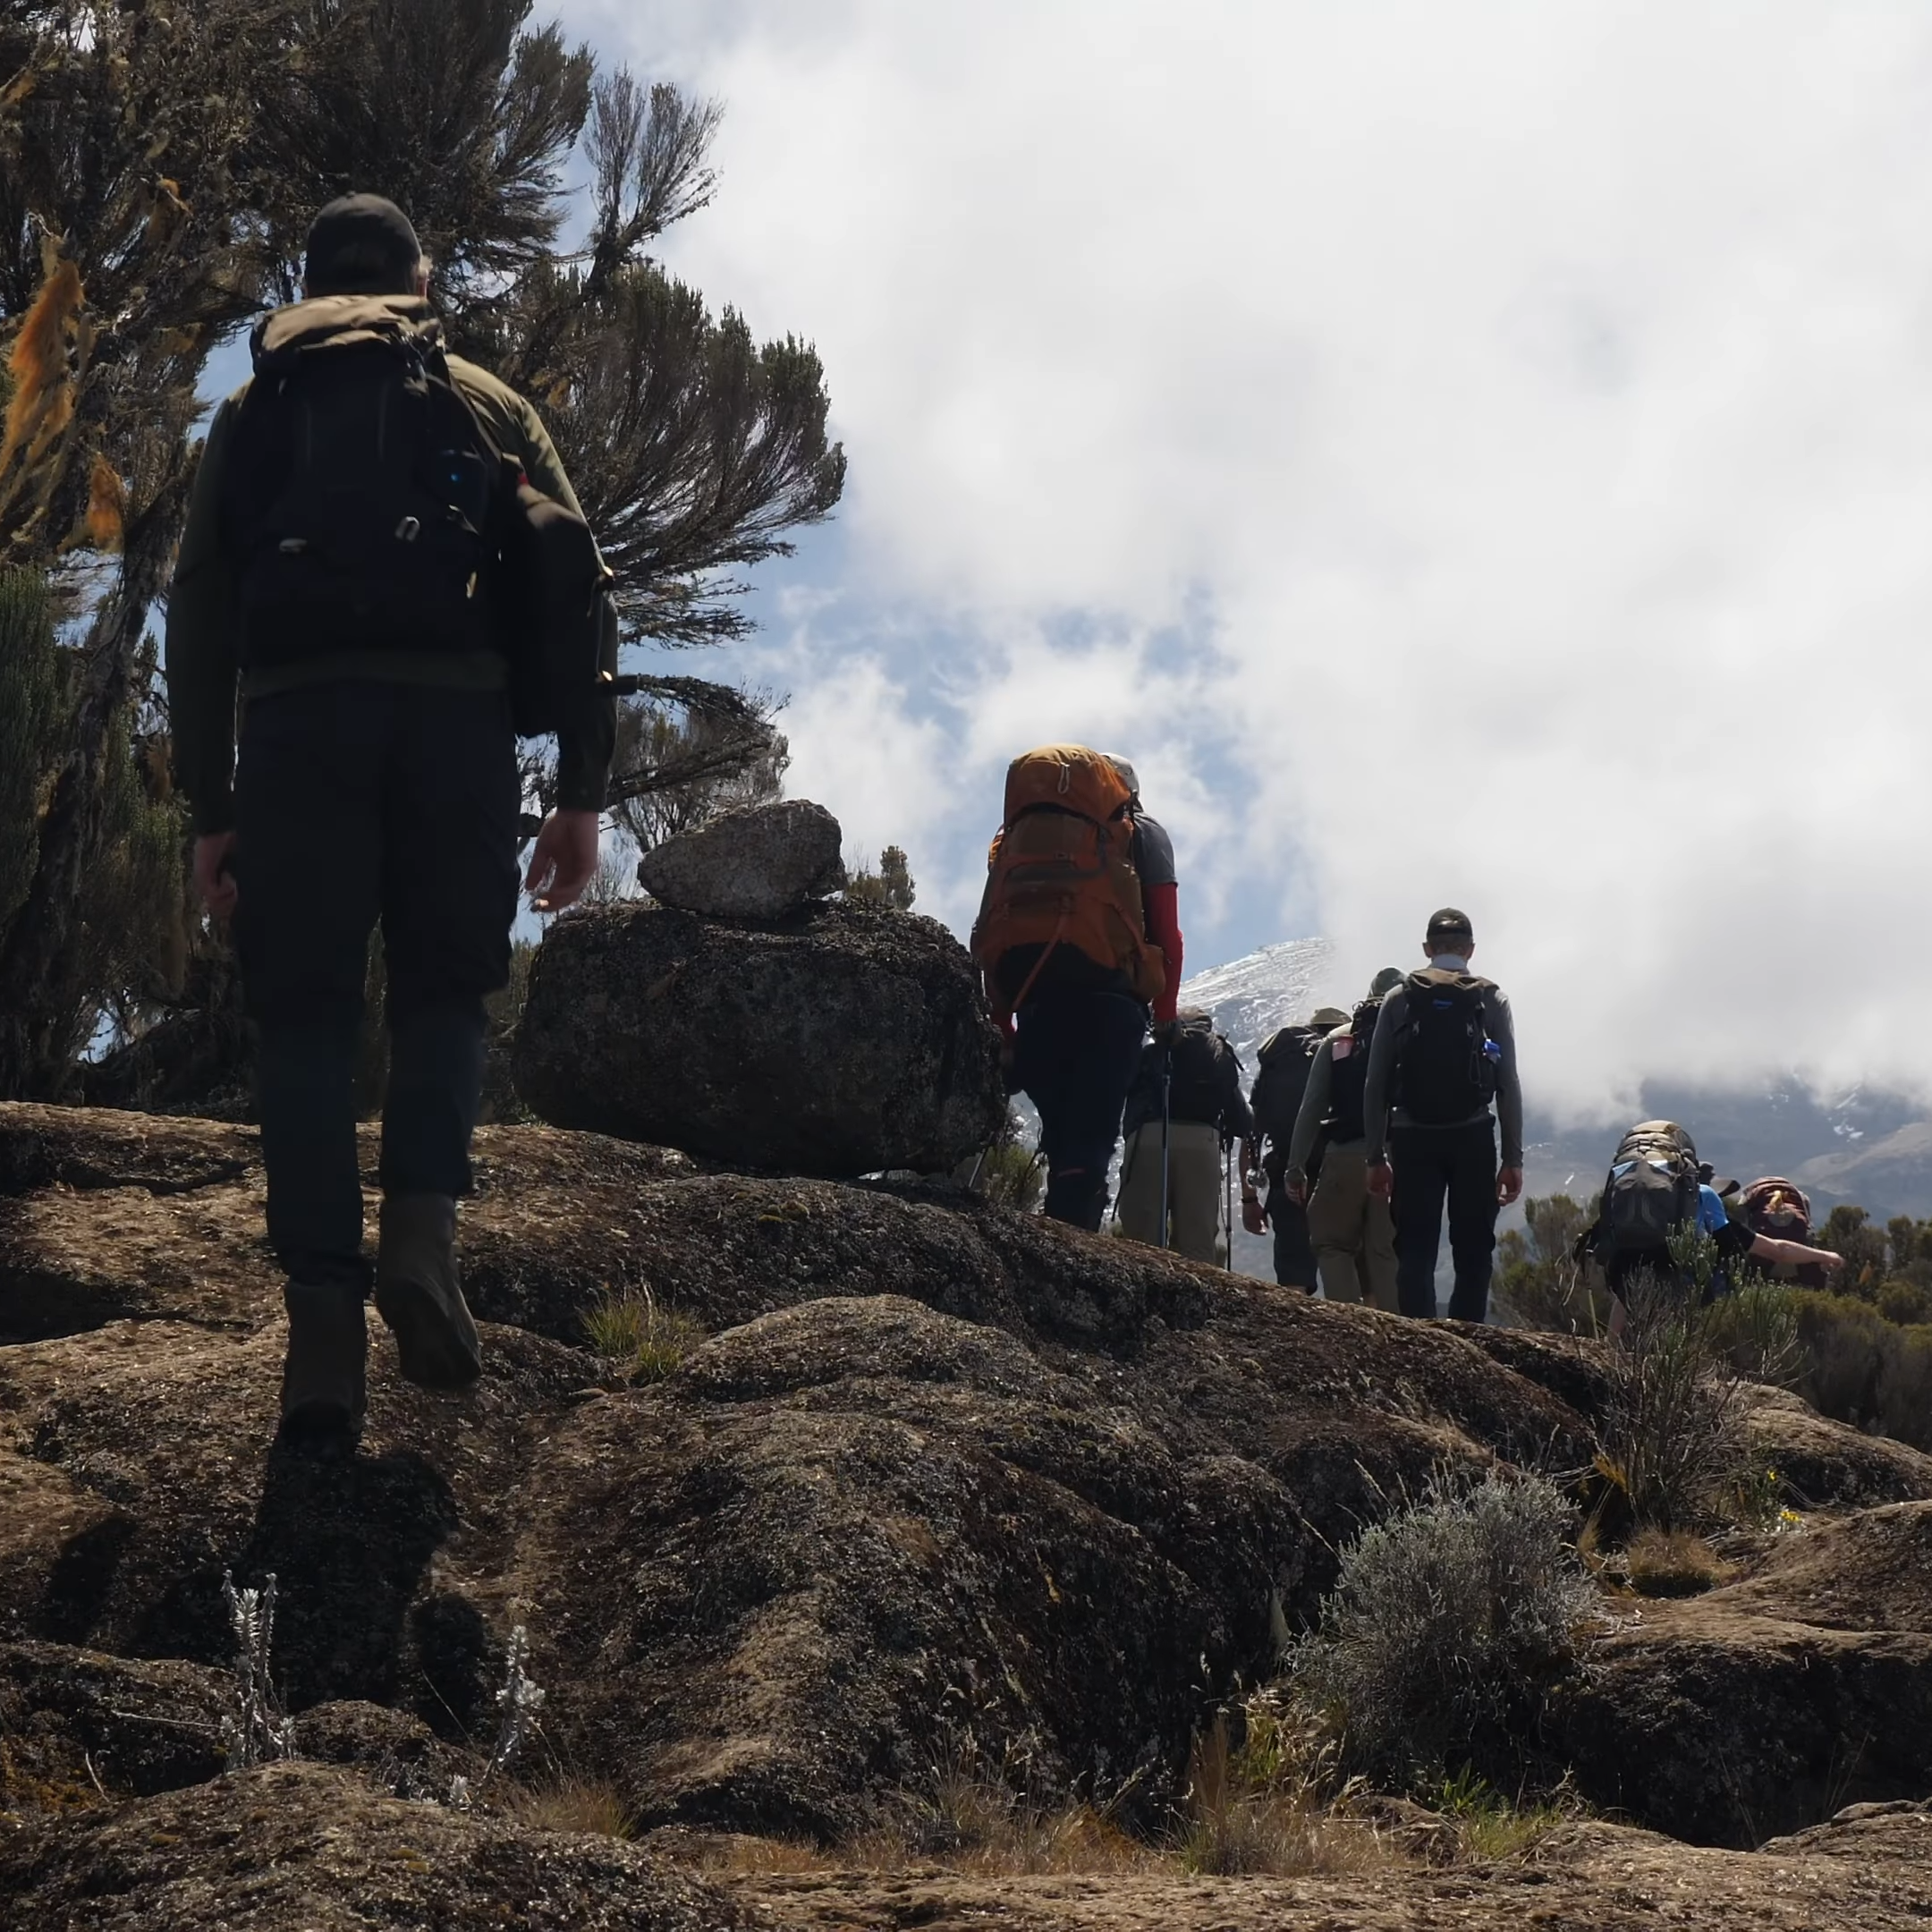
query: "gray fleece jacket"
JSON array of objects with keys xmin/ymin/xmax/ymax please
[{"xmin": 1361, "ymin": 965, "xmax": 1524, "ymax": 1168}]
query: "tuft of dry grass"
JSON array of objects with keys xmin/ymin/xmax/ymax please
[
  {"xmin": 1625, "ymin": 1527, "xmax": 1725, "ymax": 1597},
  {"xmin": 1175, "ymin": 1699, "xmax": 1387, "ymax": 1878},
  {"xmin": 1432, "ymin": 1766, "xmax": 1592, "ymax": 1864},
  {"xmin": 580, "ymin": 1284, "xmax": 707, "ymax": 1382},
  {"xmin": 843, "ymin": 1723, "xmax": 1156, "ymax": 1877},
  {"xmin": 709, "ymin": 1835, "xmax": 833, "ymax": 1874},
  {"xmin": 506, "ymin": 1775, "xmax": 634, "ymax": 1840}
]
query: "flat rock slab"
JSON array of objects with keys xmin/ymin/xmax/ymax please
[
  {"xmin": 1560, "ymin": 1504, "xmax": 1932, "ymax": 1843},
  {"xmin": 7, "ymin": 1764, "xmax": 1932, "ymax": 1931},
  {"xmin": 639, "ymin": 799, "xmax": 846, "ymax": 920},
  {"xmin": 513, "ymin": 902, "xmax": 1005, "ymax": 1177},
  {"xmin": 0, "ymin": 1759, "xmax": 754, "ymax": 1931}
]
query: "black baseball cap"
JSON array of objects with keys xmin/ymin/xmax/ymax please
[
  {"xmin": 304, "ymin": 194, "xmax": 422, "ymax": 296},
  {"xmin": 1425, "ymin": 907, "xmax": 1474, "ymax": 945}
]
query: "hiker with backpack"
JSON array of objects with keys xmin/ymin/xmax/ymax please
[
  {"xmin": 1738, "ymin": 1177, "xmax": 1836, "ymax": 1289},
  {"xmin": 1586, "ymin": 1124, "xmax": 1841, "ymax": 1334},
  {"xmin": 971, "ymin": 746, "xmax": 1182, "ymax": 1231},
  {"xmin": 166, "ymin": 196, "xmax": 614, "ymax": 1445},
  {"xmin": 1242, "ymin": 1007, "xmax": 1344, "ymax": 1289},
  {"xmin": 1362, "ymin": 909, "xmax": 1522, "ymax": 1322},
  {"xmin": 1284, "ymin": 970, "xmax": 1404, "ymax": 1309},
  {"xmin": 1116, "ymin": 1008, "xmax": 1253, "ymax": 1260}
]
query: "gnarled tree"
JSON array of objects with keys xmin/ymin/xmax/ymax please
[{"xmin": 7, "ymin": 0, "xmax": 843, "ymax": 1104}]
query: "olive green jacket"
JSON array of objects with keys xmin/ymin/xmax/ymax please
[{"xmin": 165, "ymin": 297, "xmax": 597, "ymax": 834}]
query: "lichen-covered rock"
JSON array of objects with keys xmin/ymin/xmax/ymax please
[
  {"xmin": 1556, "ymin": 1503, "xmax": 1932, "ymax": 1844},
  {"xmin": 637, "ymin": 800, "xmax": 845, "ymax": 920},
  {"xmin": 513, "ymin": 902, "xmax": 1005, "ymax": 1176}
]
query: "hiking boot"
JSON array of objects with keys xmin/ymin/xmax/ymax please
[
  {"xmin": 280, "ymin": 1278, "xmax": 368, "ymax": 1443},
  {"xmin": 374, "ymin": 1193, "xmax": 482, "ymax": 1390}
]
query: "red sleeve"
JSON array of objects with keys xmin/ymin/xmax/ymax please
[{"xmin": 1144, "ymin": 882, "xmax": 1182, "ymax": 1025}]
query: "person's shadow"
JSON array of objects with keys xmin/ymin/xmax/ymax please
[{"xmin": 128, "ymin": 1441, "xmax": 490, "ymax": 1736}]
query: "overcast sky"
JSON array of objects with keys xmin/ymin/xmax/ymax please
[{"xmin": 557, "ymin": 0, "xmax": 1932, "ymax": 1123}]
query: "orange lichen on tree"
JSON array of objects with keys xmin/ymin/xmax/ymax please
[
  {"xmin": 0, "ymin": 257, "xmax": 91, "ymax": 547},
  {"xmin": 82, "ymin": 452, "xmax": 125, "ymax": 552}
]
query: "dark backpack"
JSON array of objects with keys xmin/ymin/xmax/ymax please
[
  {"xmin": 1165, "ymin": 1013, "xmax": 1240, "ymax": 1128},
  {"xmin": 1250, "ymin": 1024, "xmax": 1322, "ymax": 1144},
  {"xmin": 1323, "ymin": 996, "xmax": 1385, "ymax": 1142},
  {"xmin": 1394, "ymin": 970, "xmax": 1500, "ymax": 1125},
  {"xmin": 224, "ymin": 298, "xmax": 505, "ymax": 675},
  {"xmin": 1597, "ymin": 1121, "xmax": 1701, "ymax": 1260},
  {"xmin": 224, "ymin": 296, "xmax": 615, "ymax": 746}
]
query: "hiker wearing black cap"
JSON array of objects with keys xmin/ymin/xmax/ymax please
[
  {"xmin": 166, "ymin": 195, "xmax": 612, "ymax": 1445},
  {"xmin": 1362, "ymin": 910, "xmax": 1523, "ymax": 1321},
  {"xmin": 972, "ymin": 748, "xmax": 1184, "ymax": 1231},
  {"xmin": 1284, "ymin": 969, "xmax": 1403, "ymax": 1309},
  {"xmin": 1116, "ymin": 1008, "xmax": 1253, "ymax": 1260}
]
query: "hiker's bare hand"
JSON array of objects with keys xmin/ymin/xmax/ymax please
[
  {"xmin": 1285, "ymin": 1178, "xmax": 1308, "ymax": 1208},
  {"xmin": 1241, "ymin": 1197, "xmax": 1267, "ymax": 1236},
  {"xmin": 1366, "ymin": 1159, "xmax": 1393, "ymax": 1201},
  {"xmin": 526, "ymin": 809, "xmax": 599, "ymax": 913},
  {"xmin": 194, "ymin": 832, "xmax": 238, "ymax": 920},
  {"xmin": 1497, "ymin": 1165, "xmax": 1524, "ymax": 1208},
  {"xmin": 1816, "ymin": 1247, "xmax": 1844, "ymax": 1273}
]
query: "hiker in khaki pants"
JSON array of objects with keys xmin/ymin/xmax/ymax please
[
  {"xmin": 1285, "ymin": 973, "xmax": 1402, "ymax": 1310},
  {"xmin": 1115, "ymin": 1009, "xmax": 1254, "ymax": 1262}
]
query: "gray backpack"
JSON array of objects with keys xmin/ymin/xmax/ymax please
[{"xmin": 1597, "ymin": 1121, "xmax": 1701, "ymax": 1260}]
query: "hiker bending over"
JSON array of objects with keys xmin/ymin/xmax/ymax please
[
  {"xmin": 167, "ymin": 196, "xmax": 612, "ymax": 1444},
  {"xmin": 1241, "ymin": 1006, "xmax": 1343, "ymax": 1291},
  {"xmin": 972, "ymin": 748, "xmax": 1182, "ymax": 1230},
  {"xmin": 1737, "ymin": 1177, "xmax": 1836, "ymax": 1290},
  {"xmin": 1363, "ymin": 909, "xmax": 1522, "ymax": 1322},
  {"xmin": 1284, "ymin": 970, "xmax": 1404, "ymax": 1309},
  {"xmin": 1583, "ymin": 1123, "xmax": 1841, "ymax": 1336},
  {"xmin": 1116, "ymin": 1008, "xmax": 1252, "ymax": 1261}
]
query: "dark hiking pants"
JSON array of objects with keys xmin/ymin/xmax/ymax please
[
  {"xmin": 1013, "ymin": 988, "xmax": 1148, "ymax": 1231},
  {"xmin": 233, "ymin": 683, "xmax": 521, "ymax": 1289},
  {"xmin": 1389, "ymin": 1118, "xmax": 1498, "ymax": 1321},
  {"xmin": 1266, "ymin": 1187, "xmax": 1318, "ymax": 1290}
]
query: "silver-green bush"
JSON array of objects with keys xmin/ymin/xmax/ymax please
[{"xmin": 1287, "ymin": 1471, "xmax": 1594, "ymax": 1792}]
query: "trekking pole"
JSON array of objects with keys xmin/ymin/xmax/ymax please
[
  {"xmin": 1158, "ymin": 1046, "xmax": 1173, "ymax": 1250},
  {"xmin": 1224, "ymin": 1139, "xmax": 1234, "ymax": 1264}
]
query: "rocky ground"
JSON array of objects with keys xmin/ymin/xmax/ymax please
[{"xmin": 4, "ymin": 1101, "xmax": 1932, "ymax": 1928}]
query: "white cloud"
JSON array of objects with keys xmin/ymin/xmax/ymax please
[{"xmin": 568, "ymin": 0, "xmax": 1932, "ymax": 1115}]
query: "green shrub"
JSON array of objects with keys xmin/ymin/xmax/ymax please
[
  {"xmin": 1602, "ymin": 1247, "xmax": 1797, "ymax": 1533},
  {"xmin": 1494, "ymin": 1195, "xmax": 1612, "ymax": 1335},
  {"xmin": 1876, "ymin": 1278, "xmax": 1932, "ymax": 1326},
  {"xmin": 1287, "ymin": 1471, "xmax": 1594, "ymax": 1794}
]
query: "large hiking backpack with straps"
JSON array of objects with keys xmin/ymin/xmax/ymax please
[
  {"xmin": 224, "ymin": 297, "xmax": 506, "ymax": 673},
  {"xmin": 1250, "ymin": 1023, "xmax": 1322, "ymax": 1145},
  {"xmin": 1740, "ymin": 1176, "xmax": 1812, "ymax": 1241},
  {"xmin": 1165, "ymin": 1012, "xmax": 1241, "ymax": 1128},
  {"xmin": 1323, "ymin": 995, "xmax": 1385, "ymax": 1142},
  {"xmin": 1597, "ymin": 1121, "xmax": 1702, "ymax": 1262},
  {"xmin": 1394, "ymin": 969, "xmax": 1500, "ymax": 1124},
  {"xmin": 970, "ymin": 745, "xmax": 1165, "ymax": 1013}
]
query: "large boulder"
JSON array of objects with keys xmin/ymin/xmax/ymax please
[
  {"xmin": 512, "ymin": 902, "xmax": 1005, "ymax": 1176},
  {"xmin": 637, "ymin": 800, "xmax": 845, "ymax": 920}
]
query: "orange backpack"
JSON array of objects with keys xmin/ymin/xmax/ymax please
[{"xmin": 970, "ymin": 745, "xmax": 1167, "ymax": 1016}]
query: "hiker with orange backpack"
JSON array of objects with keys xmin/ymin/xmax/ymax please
[{"xmin": 971, "ymin": 748, "xmax": 1182, "ymax": 1230}]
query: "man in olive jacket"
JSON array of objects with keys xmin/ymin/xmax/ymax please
[{"xmin": 166, "ymin": 195, "xmax": 606, "ymax": 1445}]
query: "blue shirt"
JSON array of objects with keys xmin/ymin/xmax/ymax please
[{"xmin": 1696, "ymin": 1184, "xmax": 1729, "ymax": 1236}]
